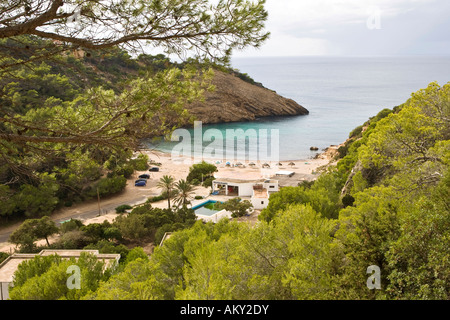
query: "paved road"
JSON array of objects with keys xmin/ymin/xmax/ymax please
[{"xmin": 0, "ymin": 194, "xmax": 150, "ymax": 244}]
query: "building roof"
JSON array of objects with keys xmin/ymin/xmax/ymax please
[
  {"xmin": 213, "ymin": 178, "xmax": 266, "ymax": 184},
  {"xmin": 0, "ymin": 250, "xmax": 120, "ymax": 283},
  {"xmin": 253, "ymin": 189, "xmax": 269, "ymax": 199},
  {"xmin": 214, "ymin": 170, "xmax": 264, "ymax": 181}
]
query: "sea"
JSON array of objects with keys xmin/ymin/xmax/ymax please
[{"xmin": 146, "ymin": 56, "xmax": 450, "ymax": 161}]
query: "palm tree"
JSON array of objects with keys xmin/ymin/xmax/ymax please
[
  {"xmin": 157, "ymin": 175, "xmax": 175, "ymax": 209},
  {"xmin": 174, "ymin": 179, "xmax": 196, "ymax": 208}
]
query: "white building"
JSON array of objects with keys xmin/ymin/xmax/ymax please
[
  {"xmin": 212, "ymin": 178, "xmax": 278, "ymax": 209},
  {"xmin": 251, "ymin": 188, "xmax": 270, "ymax": 209}
]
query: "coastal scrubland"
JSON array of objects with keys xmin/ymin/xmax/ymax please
[{"xmin": 6, "ymin": 81, "xmax": 449, "ymax": 300}]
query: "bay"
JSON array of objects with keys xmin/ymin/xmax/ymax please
[{"xmin": 147, "ymin": 56, "xmax": 450, "ymax": 160}]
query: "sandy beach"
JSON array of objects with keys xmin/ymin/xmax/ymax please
[{"xmin": 0, "ymin": 146, "xmax": 338, "ymax": 253}]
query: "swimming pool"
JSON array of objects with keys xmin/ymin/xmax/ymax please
[{"xmin": 193, "ymin": 200, "xmax": 223, "ymax": 217}]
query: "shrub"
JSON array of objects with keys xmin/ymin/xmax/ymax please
[
  {"xmin": 103, "ymin": 227, "xmax": 123, "ymax": 241},
  {"xmin": 337, "ymin": 145, "xmax": 349, "ymax": 159},
  {"xmin": 115, "ymin": 204, "xmax": 133, "ymax": 213},
  {"xmin": 216, "ymin": 198, "xmax": 253, "ymax": 218},
  {"xmin": 202, "ymin": 177, "xmax": 215, "ymax": 188},
  {"xmin": 80, "ymin": 221, "xmax": 117, "ymax": 242},
  {"xmin": 113, "ymin": 205, "xmax": 197, "ymax": 243},
  {"xmin": 60, "ymin": 219, "xmax": 84, "ymax": 234},
  {"xmin": 83, "ymin": 240, "xmax": 129, "ymax": 263},
  {"xmin": 298, "ymin": 180, "xmax": 314, "ymax": 188},
  {"xmin": 131, "ymin": 154, "xmax": 149, "ymax": 171},
  {"xmin": 349, "ymin": 125, "xmax": 363, "ymax": 139},
  {"xmin": 372, "ymin": 108, "xmax": 392, "ymax": 123},
  {"xmin": 124, "ymin": 247, "xmax": 148, "ymax": 264},
  {"xmin": 186, "ymin": 161, "xmax": 217, "ymax": 183},
  {"xmin": 112, "ymin": 164, "xmax": 134, "ymax": 179},
  {"xmin": 83, "ymin": 175, "xmax": 127, "ymax": 198},
  {"xmin": 114, "ymin": 214, "xmax": 150, "ymax": 240},
  {"xmin": 96, "ymin": 176, "xmax": 127, "ymax": 196},
  {"xmin": 342, "ymin": 194, "xmax": 355, "ymax": 208},
  {"xmin": 147, "ymin": 194, "xmax": 168, "ymax": 203},
  {"xmin": 0, "ymin": 252, "xmax": 9, "ymax": 264},
  {"xmin": 235, "ymin": 72, "xmax": 256, "ymax": 84},
  {"xmin": 154, "ymin": 222, "xmax": 186, "ymax": 245},
  {"xmin": 14, "ymin": 182, "xmax": 59, "ymax": 218},
  {"xmin": 64, "ymin": 201, "xmax": 73, "ymax": 207},
  {"xmin": 55, "ymin": 230, "xmax": 91, "ymax": 249}
]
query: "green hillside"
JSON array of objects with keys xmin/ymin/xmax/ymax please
[
  {"xmin": 7, "ymin": 81, "xmax": 449, "ymax": 300},
  {"xmin": 0, "ymin": 36, "xmax": 252, "ymax": 224}
]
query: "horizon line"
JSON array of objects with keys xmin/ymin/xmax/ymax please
[{"xmin": 231, "ymin": 54, "xmax": 450, "ymax": 59}]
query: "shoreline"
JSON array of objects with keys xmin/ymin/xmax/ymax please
[
  {"xmin": 140, "ymin": 147, "xmax": 336, "ymax": 165},
  {"xmin": 0, "ymin": 143, "xmax": 340, "ymax": 253}
]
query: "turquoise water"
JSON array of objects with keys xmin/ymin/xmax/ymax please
[
  {"xmin": 193, "ymin": 200, "xmax": 222, "ymax": 216},
  {"xmin": 146, "ymin": 56, "xmax": 450, "ymax": 160}
]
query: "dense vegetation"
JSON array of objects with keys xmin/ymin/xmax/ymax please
[
  {"xmin": 0, "ymin": 36, "xmax": 259, "ymax": 225},
  {"xmin": 8, "ymin": 203, "xmax": 197, "ymax": 256},
  {"xmin": 186, "ymin": 161, "xmax": 218, "ymax": 187},
  {"xmin": 8, "ymin": 81, "xmax": 449, "ymax": 300},
  {"xmin": 1, "ymin": 1, "xmax": 448, "ymax": 300}
]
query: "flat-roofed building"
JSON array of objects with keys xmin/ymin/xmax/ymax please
[
  {"xmin": 211, "ymin": 175, "xmax": 278, "ymax": 210},
  {"xmin": 212, "ymin": 177, "xmax": 278, "ymax": 197},
  {"xmin": 0, "ymin": 249, "xmax": 120, "ymax": 300},
  {"xmin": 251, "ymin": 188, "xmax": 270, "ymax": 209}
]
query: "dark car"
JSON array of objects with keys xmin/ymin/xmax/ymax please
[
  {"xmin": 135, "ymin": 180, "xmax": 147, "ymax": 187},
  {"xmin": 149, "ymin": 167, "xmax": 160, "ymax": 172},
  {"xmin": 139, "ymin": 174, "xmax": 150, "ymax": 179}
]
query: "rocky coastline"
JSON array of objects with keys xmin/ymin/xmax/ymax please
[{"xmin": 186, "ymin": 70, "xmax": 309, "ymax": 124}]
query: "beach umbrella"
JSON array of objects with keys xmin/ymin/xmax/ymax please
[
  {"xmin": 277, "ymin": 162, "xmax": 283, "ymax": 166},
  {"xmin": 288, "ymin": 162, "xmax": 295, "ymax": 167},
  {"xmin": 236, "ymin": 162, "xmax": 243, "ymax": 166},
  {"xmin": 249, "ymin": 162, "xmax": 256, "ymax": 166},
  {"xmin": 262, "ymin": 163, "xmax": 270, "ymax": 168}
]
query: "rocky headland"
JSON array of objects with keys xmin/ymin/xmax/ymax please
[{"xmin": 186, "ymin": 70, "xmax": 309, "ymax": 124}]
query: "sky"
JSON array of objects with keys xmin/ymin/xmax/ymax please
[{"xmin": 233, "ymin": 0, "xmax": 450, "ymax": 57}]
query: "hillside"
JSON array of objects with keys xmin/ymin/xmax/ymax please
[
  {"xmin": 187, "ymin": 70, "xmax": 308, "ymax": 123},
  {"xmin": 0, "ymin": 38, "xmax": 308, "ymax": 225},
  {"xmin": 5, "ymin": 81, "xmax": 449, "ymax": 301},
  {"xmin": 0, "ymin": 37, "xmax": 308, "ymax": 125}
]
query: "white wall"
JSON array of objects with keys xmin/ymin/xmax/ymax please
[
  {"xmin": 1, "ymin": 282, "xmax": 10, "ymax": 300},
  {"xmin": 238, "ymin": 183, "xmax": 255, "ymax": 197},
  {"xmin": 196, "ymin": 210, "xmax": 233, "ymax": 223},
  {"xmin": 263, "ymin": 181, "xmax": 279, "ymax": 192},
  {"xmin": 251, "ymin": 197, "xmax": 269, "ymax": 210}
]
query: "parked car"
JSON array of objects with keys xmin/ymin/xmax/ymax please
[
  {"xmin": 149, "ymin": 167, "xmax": 160, "ymax": 172},
  {"xmin": 139, "ymin": 174, "xmax": 150, "ymax": 179},
  {"xmin": 135, "ymin": 180, "xmax": 147, "ymax": 187}
]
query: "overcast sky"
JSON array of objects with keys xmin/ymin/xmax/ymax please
[{"xmin": 233, "ymin": 0, "xmax": 450, "ymax": 57}]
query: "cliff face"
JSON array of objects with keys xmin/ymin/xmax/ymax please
[{"xmin": 186, "ymin": 70, "xmax": 309, "ymax": 124}]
